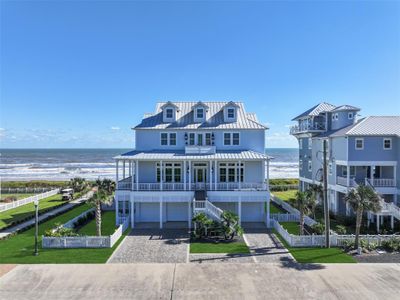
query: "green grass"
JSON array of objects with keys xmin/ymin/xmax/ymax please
[
  {"xmin": 0, "ymin": 194, "xmax": 73, "ymax": 230},
  {"xmin": 190, "ymin": 241, "xmax": 250, "ymax": 254},
  {"xmin": 273, "ymin": 190, "xmax": 297, "ymax": 202},
  {"xmin": 1, "ymin": 193, "xmax": 36, "ymax": 201},
  {"xmin": 0, "ymin": 204, "xmax": 128, "ymax": 264},
  {"xmin": 280, "ymin": 222, "xmax": 301, "ymax": 235},
  {"xmin": 270, "ymin": 203, "xmax": 287, "ymax": 214},
  {"xmin": 273, "ymin": 229, "xmax": 356, "ymax": 263},
  {"xmin": 77, "ymin": 211, "xmax": 117, "ymax": 236}
]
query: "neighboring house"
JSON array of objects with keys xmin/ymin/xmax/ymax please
[
  {"xmin": 290, "ymin": 102, "xmax": 400, "ymax": 215},
  {"xmin": 115, "ymin": 101, "xmax": 271, "ymax": 228}
]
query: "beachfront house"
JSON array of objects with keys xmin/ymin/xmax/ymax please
[
  {"xmin": 290, "ymin": 102, "xmax": 400, "ymax": 219},
  {"xmin": 114, "ymin": 101, "xmax": 271, "ymax": 228}
]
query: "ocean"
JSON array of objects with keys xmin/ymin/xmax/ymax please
[{"xmin": 0, "ymin": 148, "xmax": 298, "ymax": 181}]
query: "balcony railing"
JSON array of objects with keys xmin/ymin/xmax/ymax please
[
  {"xmin": 368, "ymin": 178, "xmax": 396, "ymax": 187},
  {"xmin": 185, "ymin": 145, "xmax": 216, "ymax": 154},
  {"xmin": 290, "ymin": 122, "xmax": 326, "ymax": 135},
  {"xmin": 117, "ymin": 181, "xmax": 267, "ymax": 191},
  {"xmin": 336, "ymin": 176, "xmax": 357, "ymax": 187}
]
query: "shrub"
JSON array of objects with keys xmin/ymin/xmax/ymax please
[
  {"xmin": 335, "ymin": 225, "xmax": 347, "ymax": 235},
  {"xmin": 341, "ymin": 239, "xmax": 378, "ymax": 252},
  {"xmin": 381, "ymin": 237, "xmax": 400, "ymax": 252},
  {"xmin": 311, "ymin": 222, "xmax": 325, "ymax": 234},
  {"xmin": 1, "ymin": 196, "xmax": 17, "ymax": 203},
  {"xmin": 45, "ymin": 223, "xmax": 79, "ymax": 237}
]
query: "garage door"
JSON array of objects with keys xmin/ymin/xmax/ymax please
[
  {"xmin": 136, "ymin": 203, "xmax": 159, "ymax": 222},
  {"xmin": 166, "ymin": 203, "xmax": 188, "ymax": 221},
  {"xmin": 241, "ymin": 202, "xmax": 264, "ymax": 222}
]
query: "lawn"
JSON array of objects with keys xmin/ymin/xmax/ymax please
[
  {"xmin": 280, "ymin": 222, "xmax": 301, "ymax": 235},
  {"xmin": 270, "ymin": 202, "xmax": 287, "ymax": 214},
  {"xmin": 0, "ymin": 204, "xmax": 128, "ymax": 263},
  {"xmin": 190, "ymin": 241, "xmax": 250, "ymax": 254},
  {"xmin": 273, "ymin": 229, "xmax": 356, "ymax": 263},
  {"xmin": 273, "ymin": 190, "xmax": 297, "ymax": 202},
  {"xmin": 77, "ymin": 211, "xmax": 117, "ymax": 236},
  {"xmin": 1, "ymin": 193, "xmax": 36, "ymax": 201},
  {"xmin": 0, "ymin": 194, "xmax": 73, "ymax": 230}
]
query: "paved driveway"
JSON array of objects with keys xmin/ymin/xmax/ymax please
[{"xmin": 108, "ymin": 229, "xmax": 189, "ymax": 263}]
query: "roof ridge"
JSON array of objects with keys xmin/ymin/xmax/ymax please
[{"xmin": 345, "ymin": 117, "xmax": 369, "ymax": 135}]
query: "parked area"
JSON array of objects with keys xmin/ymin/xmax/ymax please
[{"xmin": 1, "ymin": 263, "xmax": 400, "ymax": 299}]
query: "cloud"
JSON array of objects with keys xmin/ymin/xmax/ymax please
[
  {"xmin": 110, "ymin": 126, "xmax": 120, "ymax": 130},
  {"xmin": 284, "ymin": 124, "xmax": 292, "ymax": 128}
]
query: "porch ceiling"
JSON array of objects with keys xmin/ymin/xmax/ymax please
[{"xmin": 115, "ymin": 150, "xmax": 271, "ymax": 161}]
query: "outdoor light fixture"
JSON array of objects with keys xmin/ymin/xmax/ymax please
[
  {"xmin": 33, "ymin": 199, "xmax": 39, "ymax": 256},
  {"xmin": 184, "ymin": 132, "xmax": 188, "ymax": 140}
]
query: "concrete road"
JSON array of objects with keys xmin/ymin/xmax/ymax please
[{"xmin": 1, "ymin": 263, "xmax": 400, "ymax": 299}]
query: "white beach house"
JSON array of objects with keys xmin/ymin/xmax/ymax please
[{"xmin": 114, "ymin": 101, "xmax": 271, "ymax": 228}]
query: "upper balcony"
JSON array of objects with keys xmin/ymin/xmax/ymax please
[
  {"xmin": 185, "ymin": 145, "xmax": 216, "ymax": 154},
  {"xmin": 290, "ymin": 122, "xmax": 326, "ymax": 135}
]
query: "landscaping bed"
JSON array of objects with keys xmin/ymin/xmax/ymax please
[{"xmin": 190, "ymin": 235, "xmax": 250, "ymax": 254}]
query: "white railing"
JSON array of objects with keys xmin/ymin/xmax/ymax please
[
  {"xmin": 193, "ymin": 200, "xmax": 206, "ymax": 210},
  {"xmin": 271, "ymin": 220, "xmax": 399, "ymax": 247},
  {"xmin": 193, "ymin": 199, "xmax": 223, "ymax": 222},
  {"xmin": 271, "ymin": 195, "xmax": 317, "ymax": 227},
  {"xmin": 290, "ymin": 122, "xmax": 326, "ymax": 134},
  {"xmin": 270, "ymin": 213, "xmax": 300, "ymax": 222},
  {"xmin": 336, "ymin": 176, "xmax": 357, "ymax": 187},
  {"xmin": 117, "ymin": 181, "xmax": 132, "ymax": 190},
  {"xmin": 370, "ymin": 178, "xmax": 396, "ymax": 187},
  {"xmin": 0, "ymin": 189, "xmax": 60, "ymax": 212},
  {"xmin": 185, "ymin": 145, "xmax": 216, "ymax": 154}
]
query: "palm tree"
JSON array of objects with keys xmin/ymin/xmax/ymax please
[
  {"xmin": 69, "ymin": 177, "xmax": 87, "ymax": 193},
  {"xmin": 296, "ymin": 191, "xmax": 313, "ymax": 235},
  {"xmin": 344, "ymin": 185, "xmax": 382, "ymax": 249},
  {"xmin": 87, "ymin": 190, "xmax": 112, "ymax": 236},
  {"xmin": 306, "ymin": 187, "xmax": 319, "ymax": 220},
  {"xmin": 95, "ymin": 178, "xmax": 115, "ymax": 195}
]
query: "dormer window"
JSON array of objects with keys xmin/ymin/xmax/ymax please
[
  {"xmin": 166, "ymin": 109, "xmax": 173, "ymax": 119},
  {"xmin": 227, "ymin": 108, "xmax": 235, "ymax": 119},
  {"xmin": 223, "ymin": 101, "xmax": 239, "ymax": 122},
  {"xmin": 161, "ymin": 101, "xmax": 179, "ymax": 123},
  {"xmin": 196, "ymin": 108, "xmax": 204, "ymax": 119}
]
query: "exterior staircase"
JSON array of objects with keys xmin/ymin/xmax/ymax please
[{"xmin": 193, "ymin": 198, "xmax": 223, "ymax": 222}]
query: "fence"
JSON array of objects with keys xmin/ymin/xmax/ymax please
[
  {"xmin": 0, "ymin": 189, "xmax": 60, "ymax": 212},
  {"xmin": 42, "ymin": 212, "xmax": 130, "ymax": 249},
  {"xmin": 271, "ymin": 195, "xmax": 317, "ymax": 227},
  {"xmin": 271, "ymin": 219, "xmax": 399, "ymax": 247},
  {"xmin": 0, "ymin": 187, "xmax": 54, "ymax": 194},
  {"xmin": 269, "ymin": 184, "xmax": 298, "ymax": 191}
]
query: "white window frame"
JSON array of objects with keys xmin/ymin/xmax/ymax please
[
  {"xmin": 156, "ymin": 162, "xmax": 182, "ymax": 183},
  {"xmin": 223, "ymin": 132, "xmax": 240, "ymax": 146},
  {"xmin": 355, "ymin": 138, "xmax": 364, "ymax": 150},
  {"xmin": 348, "ymin": 112, "xmax": 353, "ymax": 119},
  {"xmin": 196, "ymin": 108, "xmax": 204, "ymax": 119},
  {"xmin": 328, "ymin": 163, "xmax": 332, "ymax": 175},
  {"xmin": 299, "ymin": 138, "xmax": 303, "ymax": 150},
  {"xmin": 308, "ymin": 138, "xmax": 312, "ymax": 150},
  {"xmin": 383, "ymin": 138, "xmax": 392, "ymax": 150},
  {"xmin": 165, "ymin": 108, "xmax": 173, "ymax": 119},
  {"xmin": 160, "ymin": 132, "xmax": 177, "ymax": 146},
  {"xmin": 227, "ymin": 108, "xmax": 235, "ymax": 119},
  {"xmin": 308, "ymin": 160, "xmax": 312, "ymax": 172},
  {"xmin": 218, "ymin": 162, "xmax": 244, "ymax": 183},
  {"xmin": 160, "ymin": 132, "xmax": 168, "ymax": 146},
  {"xmin": 299, "ymin": 159, "xmax": 303, "ymax": 170}
]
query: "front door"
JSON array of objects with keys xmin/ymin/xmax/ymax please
[{"xmin": 194, "ymin": 168, "xmax": 206, "ymax": 183}]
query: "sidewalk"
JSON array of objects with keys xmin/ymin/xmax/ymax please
[{"xmin": 0, "ymin": 191, "xmax": 93, "ymax": 239}]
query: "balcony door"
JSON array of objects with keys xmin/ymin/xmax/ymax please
[{"xmin": 194, "ymin": 168, "xmax": 206, "ymax": 183}]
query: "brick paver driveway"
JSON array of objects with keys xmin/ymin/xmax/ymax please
[{"xmin": 108, "ymin": 229, "xmax": 189, "ymax": 263}]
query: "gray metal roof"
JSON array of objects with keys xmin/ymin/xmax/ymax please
[
  {"xmin": 346, "ymin": 116, "xmax": 400, "ymax": 136},
  {"xmin": 134, "ymin": 101, "xmax": 267, "ymax": 130},
  {"xmin": 291, "ymin": 102, "xmax": 336, "ymax": 121},
  {"xmin": 331, "ymin": 105, "xmax": 360, "ymax": 112},
  {"xmin": 115, "ymin": 150, "xmax": 271, "ymax": 161}
]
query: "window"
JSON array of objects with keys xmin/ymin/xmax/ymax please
[
  {"xmin": 219, "ymin": 166, "xmax": 227, "ymax": 182},
  {"xmin": 228, "ymin": 168, "xmax": 235, "ymax": 182},
  {"xmin": 342, "ymin": 166, "xmax": 356, "ymax": 177},
  {"xmin": 299, "ymin": 138, "xmax": 303, "ymax": 150},
  {"xmin": 224, "ymin": 133, "xmax": 231, "ymax": 145},
  {"xmin": 156, "ymin": 162, "xmax": 182, "ymax": 183},
  {"xmin": 299, "ymin": 160, "xmax": 303, "ymax": 169},
  {"xmin": 355, "ymin": 138, "xmax": 364, "ymax": 150},
  {"xmin": 308, "ymin": 161, "xmax": 312, "ymax": 172},
  {"xmin": 197, "ymin": 134, "xmax": 203, "ymax": 146},
  {"xmin": 232, "ymin": 133, "xmax": 240, "ymax": 145},
  {"xmin": 227, "ymin": 108, "xmax": 235, "ymax": 119},
  {"xmin": 161, "ymin": 133, "xmax": 168, "ymax": 145},
  {"xmin": 189, "ymin": 133, "xmax": 195, "ymax": 145},
  {"xmin": 224, "ymin": 133, "xmax": 239, "ymax": 146},
  {"xmin": 335, "ymin": 113, "xmax": 339, "ymax": 120},
  {"xmin": 196, "ymin": 108, "xmax": 204, "ymax": 119},
  {"xmin": 166, "ymin": 109, "xmax": 173, "ymax": 119},
  {"xmin": 169, "ymin": 133, "xmax": 176, "ymax": 145},
  {"xmin": 332, "ymin": 114, "xmax": 335, "ymax": 121},
  {"xmin": 308, "ymin": 138, "xmax": 312, "ymax": 149},
  {"xmin": 329, "ymin": 163, "xmax": 332, "ymax": 175},
  {"xmin": 205, "ymin": 133, "xmax": 212, "ymax": 146},
  {"xmin": 348, "ymin": 112, "xmax": 353, "ymax": 119},
  {"xmin": 219, "ymin": 162, "xmax": 244, "ymax": 182},
  {"xmin": 383, "ymin": 138, "xmax": 392, "ymax": 150}
]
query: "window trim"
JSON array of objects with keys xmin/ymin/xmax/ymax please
[
  {"xmin": 299, "ymin": 138, "xmax": 303, "ymax": 150},
  {"xmin": 299, "ymin": 159, "xmax": 303, "ymax": 170},
  {"xmin": 355, "ymin": 138, "xmax": 364, "ymax": 150},
  {"xmin": 383, "ymin": 138, "xmax": 392, "ymax": 150},
  {"xmin": 227, "ymin": 108, "xmax": 235, "ymax": 119},
  {"xmin": 160, "ymin": 132, "xmax": 177, "ymax": 146},
  {"xmin": 308, "ymin": 138, "xmax": 312, "ymax": 150},
  {"xmin": 156, "ymin": 162, "xmax": 182, "ymax": 183},
  {"xmin": 223, "ymin": 132, "xmax": 240, "ymax": 146},
  {"xmin": 196, "ymin": 108, "xmax": 204, "ymax": 119}
]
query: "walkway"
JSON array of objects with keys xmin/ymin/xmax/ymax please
[
  {"xmin": 0, "ymin": 192, "xmax": 92, "ymax": 239},
  {"xmin": 1, "ymin": 263, "xmax": 400, "ymax": 299},
  {"xmin": 108, "ymin": 228, "xmax": 190, "ymax": 263}
]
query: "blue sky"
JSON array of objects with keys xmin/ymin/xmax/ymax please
[{"xmin": 1, "ymin": 1, "xmax": 399, "ymax": 149}]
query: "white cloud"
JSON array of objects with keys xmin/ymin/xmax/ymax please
[{"xmin": 111, "ymin": 126, "xmax": 120, "ymax": 130}]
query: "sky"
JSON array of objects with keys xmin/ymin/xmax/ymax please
[{"xmin": 1, "ymin": 1, "xmax": 399, "ymax": 149}]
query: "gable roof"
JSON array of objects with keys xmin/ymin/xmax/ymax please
[
  {"xmin": 291, "ymin": 102, "xmax": 336, "ymax": 121},
  {"xmin": 134, "ymin": 101, "xmax": 267, "ymax": 130},
  {"xmin": 331, "ymin": 105, "xmax": 360, "ymax": 112}
]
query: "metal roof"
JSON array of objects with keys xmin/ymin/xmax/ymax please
[
  {"xmin": 115, "ymin": 150, "xmax": 271, "ymax": 161},
  {"xmin": 331, "ymin": 105, "xmax": 360, "ymax": 112},
  {"xmin": 134, "ymin": 101, "xmax": 267, "ymax": 130},
  {"xmin": 345, "ymin": 116, "xmax": 400, "ymax": 136},
  {"xmin": 291, "ymin": 102, "xmax": 336, "ymax": 121}
]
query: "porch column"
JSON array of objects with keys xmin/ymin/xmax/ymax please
[
  {"xmin": 159, "ymin": 200, "xmax": 163, "ymax": 229},
  {"xmin": 128, "ymin": 161, "xmax": 131, "ymax": 177},
  {"xmin": 131, "ymin": 162, "xmax": 134, "ymax": 191},
  {"xmin": 130, "ymin": 194, "xmax": 135, "ymax": 228},
  {"xmin": 266, "ymin": 159, "xmax": 270, "ymax": 191},
  {"xmin": 123, "ymin": 160, "xmax": 126, "ymax": 179},
  {"xmin": 266, "ymin": 199, "xmax": 270, "ymax": 228},
  {"xmin": 188, "ymin": 160, "xmax": 191, "ymax": 191},
  {"xmin": 346, "ymin": 165, "xmax": 350, "ymax": 186},
  {"xmin": 188, "ymin": 201, "xmax": 191, "ymax": 228},
  {"xmin": 160, "ymin": 160, "xmax": 163, "ymax": 191},
  {"xmin": 238, "ymin": 160, "xmax": 241, "ymax": 190},
  {"xmin": 116, "ymin": 160, "xmax": 119, "ymax": 184},
  {"xmin": 370, "ymin": 165, "xmax": 374, "ymax": 182},
  {"xmin": 209, "ymin": 160, "xmax": 212, "ymax": 190},
  {"xmin": 214, "ymin": 160, "xmax": 217, "ymax": 190},
  {"xmin": 184, "ymin": 161, "xmax": 187, "ymax": 191},
  {"xmin": 238, "ymin": 198, "xmax": 242, "ymax": 225},
  {"xmin": 115, "ymin": 196, "xmax": 119, "ymax": 225},
  {"xmin": 135, "ymin": 160, "xmax": 139, "ymax": 191}
]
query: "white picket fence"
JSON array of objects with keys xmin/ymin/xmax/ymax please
[
  {"xmin": 42, "ymin": 212, "xmax": 130, "ymax": 249},
  {"xmin": 271, "ymin": 195, "xmax": 317, "ymax": 227},
  {"xmin": 0, "ymin": 189, "xmax": 60, "ymax": 212},
  {"xmin": 271, "ymin": 219, "xmax": 399, "ymax": 247}
]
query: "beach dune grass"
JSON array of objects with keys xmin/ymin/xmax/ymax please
[
  {"xmin": 0, "ymin": 194, "xmax": 71, "ymax": 230},
  {"xmin": 0, "ymin": 204, "xmax": 127, "ymax": 264}
]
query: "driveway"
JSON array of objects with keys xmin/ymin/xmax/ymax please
[{"xmin": 108, "ymin": 228, "xmax": 189, "ymax": 263}]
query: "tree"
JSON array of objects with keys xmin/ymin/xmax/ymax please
[
  {"xmin": 220, "ymin": 211, "xmax": 243, "ymax": 240},
  {"xmin": 95, "ymin": 178, "xmax": 115, "ymax": 195},
  {"xmin": 69, "ymin": 177, "xmax": 87, "ymax": 193},
  {"xmin": 296, "ymin": 191, "xmax": 314, "ymax": 235},
  {"xmin": 87, "ymin": 190, "xmax": 112, "ymax": 236},
  {"xmin": 344, "ymin": 185, "xmax": 382, "ymax": 249},
  {"xmin": 192, "ymin": 213, "xmax": 213, "ymax": 238},
  {"xmin": 309, "ymin": 184, "xmax": 323, "ymax": 219}
]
